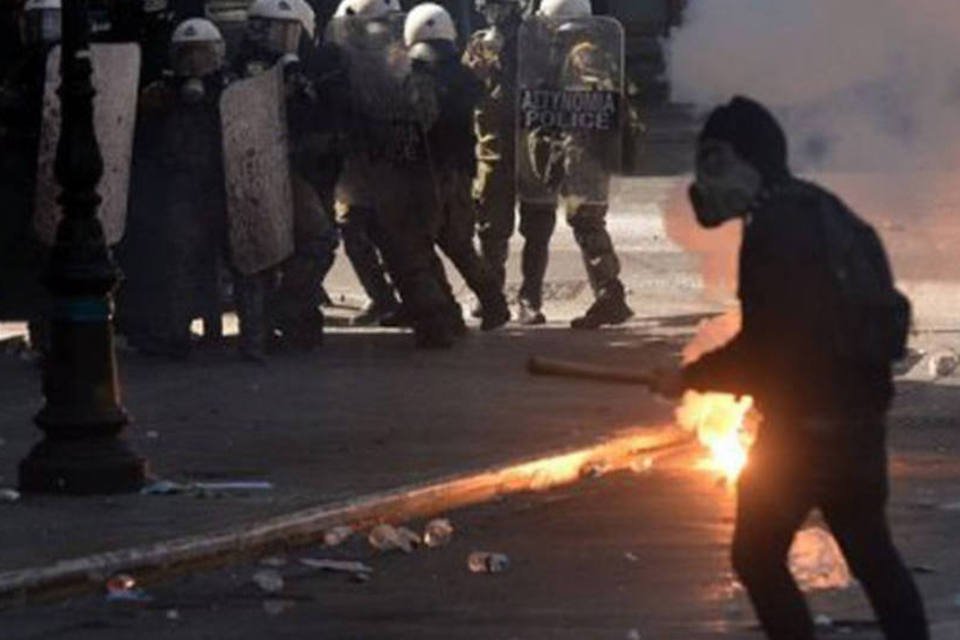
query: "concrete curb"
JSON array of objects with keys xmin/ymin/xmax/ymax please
[{"xmin": 0, "ymin": 425, "xmax": 693, "ymax": 605}]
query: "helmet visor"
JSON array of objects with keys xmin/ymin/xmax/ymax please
[
  {"xmin": 171, "ymin": 40, "xmax": 226, "ymax": 77},
  {"xmin": 248, "ymin": 17, "xmax": 302, "ymax": 55}
]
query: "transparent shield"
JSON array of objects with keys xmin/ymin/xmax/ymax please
[
  {"xmin": 34, "ymin": 43, "xmax": 141, "ymax": 246},
  {"xmin": 516, "ymin": 16, "xmax": 624, "ymax": 205}
]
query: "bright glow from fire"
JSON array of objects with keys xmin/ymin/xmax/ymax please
[{"xmin": 675, "ymin": 391, "xmax": 757, "ymax": 483}]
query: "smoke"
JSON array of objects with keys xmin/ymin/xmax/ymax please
[
  {"xmin": 667, "ymin": 0, "xmax": 960, "ymax": 173},
  {"xmin": 662, "ymin": 1, "xmax": 960, "ymax": 307}
]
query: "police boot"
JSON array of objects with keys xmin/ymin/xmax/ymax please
[
  {"xmin": 570, "ymin": 283, "xmax": 633, "ymax": 330},
  {"xmin": 516, "ymin": 297, "xmax": 546, "ymax": 326},
  {"xmin": 480, "ymin": 293, "xmax": 510, "ymax": 331}
]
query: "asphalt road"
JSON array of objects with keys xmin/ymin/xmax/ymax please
[{"xmin": 4, "ymin": 443, "xmax": 958, "ymax": 640}]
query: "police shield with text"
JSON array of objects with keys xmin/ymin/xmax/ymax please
[{"xmin": 517, "ymin": 0, "xmax": 633, "ymax": 329}]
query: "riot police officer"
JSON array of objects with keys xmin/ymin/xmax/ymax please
[
  {"xmin": 518, "ymin": 0, "xmax": 633, "ymax": 329},
  {"xmin": 465, "ymin": 0, "xmax": 555, "ymax": 324},
  {"xmin": 405, "ymin": 2, "xmax": 510, "ymax": 331},
  {"xmin": 120, "ymin": 17, "xmax": 228, "ymax": 357},
  {"xmin": 233, "ymin": 0, "xmax": 336, "ymax": 355},
  {"xmin": 329, "ymin": 0, "xmax": 404, "ymax": 326}
]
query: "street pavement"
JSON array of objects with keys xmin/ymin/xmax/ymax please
[
  {"xmin": 3, "ymin": 439, "xmax": 959, "ymax": 639},
  {"xmin": 2, "ymin": 173, "xmax": 960, "ymax": 636}
]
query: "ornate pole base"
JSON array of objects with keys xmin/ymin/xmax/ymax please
[
  {"xmin": 19, "ymin": 437, "xmax": 146, "ymax": 495},
  {"xmin": 19, "ymin": 297, "xmax": 148, "ymax": 495}
]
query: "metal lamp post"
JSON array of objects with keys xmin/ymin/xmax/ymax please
[{"xmin": 18, "ymin": 0, "xmax": 147, "ymax": 494}]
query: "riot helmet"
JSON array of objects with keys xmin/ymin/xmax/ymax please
[
  {"xmin": 403, "ymin": 2, "xmax": 457, "ymax": 62},
  {"xmin": 537, "ymin": 0, "xmax": 591, "ymax": 18},
  {"xmin": 334, "ymin": 0, "xmax": 401, "ymax": 18},
  {"xmin": 246, "ymin": 0, "xmax": 307, "ymax": 58},
  {"xmin": 21, "ymin": 0, "xmax": 61, "ymax": 47},
  {"xmin": 170, "ymin": 18, "xmax": 226, "ymax": 78},
  {"xmin": 475, "ymin": 0, "xmax": 526, "ymax": 27}
]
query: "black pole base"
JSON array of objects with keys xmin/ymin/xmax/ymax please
[{"xmin": 19, "ymin": 437, "xmax": 148, "ymax": 495}]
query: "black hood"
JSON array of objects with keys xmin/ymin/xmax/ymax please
[{"xmin": 699, "ymin": 96, "xmax": 791, "ymax": 186}]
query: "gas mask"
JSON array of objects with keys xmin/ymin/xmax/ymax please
[
  {"xmin": 689, "ymin": 140, "xmax": 762, "ymax": 229},
  {"xmin": 21, "ymin": 8, "xmax": 61, "ymax": 47},
  {"xmin": 171, "ymin": 40, "xmax": 225, "ymax": 102}
]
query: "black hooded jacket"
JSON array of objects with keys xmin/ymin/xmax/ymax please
[{"xmin": 682, "ymin": 98, "xmax": 894, "ymax": 441}]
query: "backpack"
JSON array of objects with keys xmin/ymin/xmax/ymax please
[{"xmin": 817, "ymin": 190, "xmax": 911, "ymax": 365}]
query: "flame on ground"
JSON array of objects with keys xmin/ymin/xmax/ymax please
[{"xmin": 675, "ymin": 391, "xmax": 757, "ymax": 483}]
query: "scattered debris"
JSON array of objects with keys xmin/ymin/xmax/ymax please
[
  {"xmin": 423, "ymin": 519, "xmax": 454, "ymax": 548},
  {"xmin": 105, "ymin": 574, "xmax": 152, "ymax": 603},
  {"xmin": 252, "ymin": 569, "xmax": 285, "ymax": 594},
  {"xmin": 580, "ymin": 460, "xmax": 610, "ymax": 479},
  {"xmin": 928, "ymin": 349, "xmax": 959, "ymax": 378},
  {"xmin": 140, "ymin": 480, "xmax": 189, "ymax": 496},
  {"xmin": 813, "ymin": 614, "xmax": 833, "ymax": 628},
  {"xmin": 368, "ymin": 524, "xmax": 421, "ymax": 554},
  {"xmin": 194, "ymin": 481, "xmax": 274, "ymax": 492},
  {"xmin": 141, "ymin": 479, "xmax": 274, "ymax": 497},
  {"xmin": 467, "ymin": 551, "xmax": 510, "ymax": 574},
  {"xmin": 626, "ymin": 629, "xmax": 642, "ymax": 640},
  {"xmin": 165, "ymin": 609, "xmax": 181, "ymax": 621},
  {"xmin": 629, "ymin": 457, "xmax": 654, "ymax": 474},
  {"xmin": 324, "ymin": 525, "xmax": 355, "ymax": 547},
  {"xmin": 0, "ymin": 488, "xmax": 21, "ymax": 503},
  {"xmin": 259, "ymin": 556, "xmax": 288, "ymax": 568},
  {"xmin": 262, "ymin": 598, "xmax": 296, "ymax": 616},
  {"xmin": 788, "ymin": 527, "xmax": 852, "ymax": 591},
  {"xmin": 300, "ymin": 558, "xmax": 374, "ymax": 576},
  {"xmin": 623, "ymin": 552, "xmax": 639, "ymax": 563},
  {"xmin": 529, "ymin": 469, "xmax": 555, "ymax": 492}
]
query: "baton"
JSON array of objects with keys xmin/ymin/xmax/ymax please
[{"xmin": 527, "ymin": 356, "xmax": 655, "ymax": 388}]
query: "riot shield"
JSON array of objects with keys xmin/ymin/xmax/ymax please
[
  {"xmin": 34, "ymin": 43, "xmax": 141, "ymax": 246},
  {"xmin": 220, "ymin": 62, "xmax": 296, "ymax": 276},
  {"xmin": 516, "ymin": 16, "xmax": 624, "ymax": 205}
]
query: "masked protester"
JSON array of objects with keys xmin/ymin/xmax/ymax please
[
  {"xmin": 328, "ymin": 0, "xmax": 405, "ymax": 327},
  {"xmin": 652, "ymin": 96, "xmax": 927, "ymax": 640},
  {"xmin": 405, "ymin": 3, "xmax": 511, "ymax": 331},
  {"xmin": 118, "ymin": 18, "xmax": 229, "ymax": 358}
]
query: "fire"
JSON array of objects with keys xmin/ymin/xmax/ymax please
[{"xmin": 675, "ymin": 391, "xmax": 757, "ymax": 483}]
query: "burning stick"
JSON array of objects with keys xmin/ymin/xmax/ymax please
[{"xmin": 527, "ymin": 356, "xmax": 655, "ymax": 387}]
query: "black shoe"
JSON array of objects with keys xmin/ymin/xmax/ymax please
[
  {"xmin": 480, "ymin": 295, "xmax": 510, "ymax": 331},
  {"xmin": 353, "ymin": 301, "xmax": 400, "ymax": 327},
  {"xmin": 516, "ymin": 299, "xmax": 546, "ymax": 326},
  {"xmin": 570, "ymin": 295, "xmax": 634, "ymax": 330}
]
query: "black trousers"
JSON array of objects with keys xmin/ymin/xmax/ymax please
[{"xmin": 731, "ymin": 424, "xmax": 928, "ymax": 640}]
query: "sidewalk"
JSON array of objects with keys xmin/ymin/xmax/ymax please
[{"xmin": 0, "ymin": 316, "xmax": 700, "ymax": 588}]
